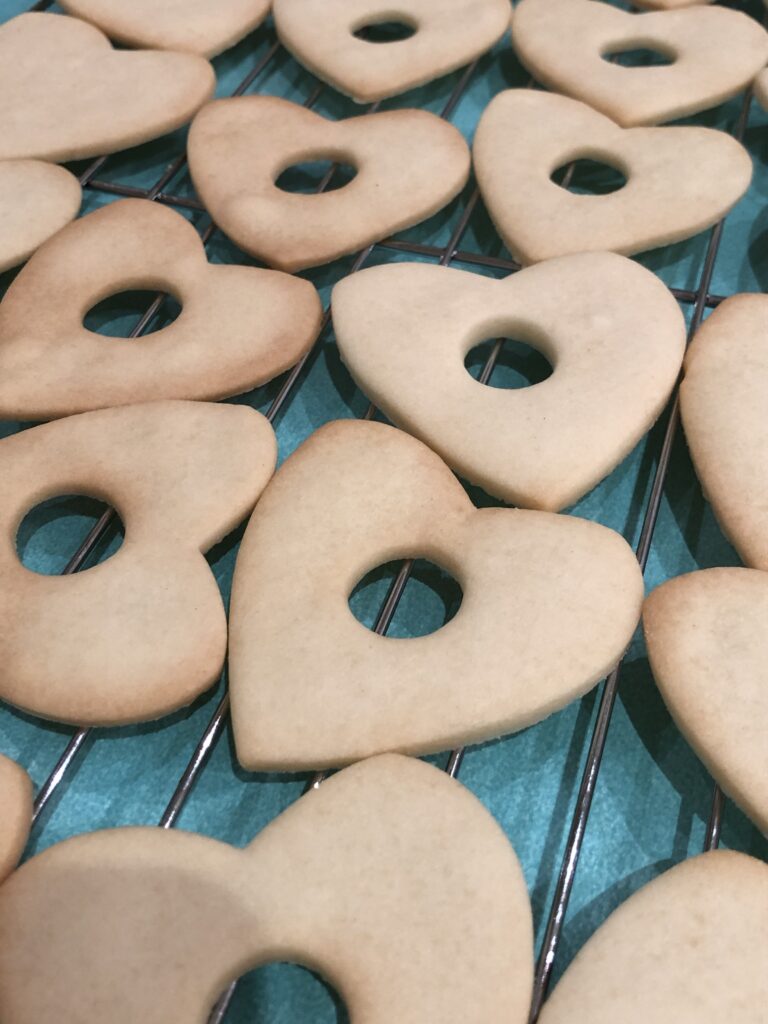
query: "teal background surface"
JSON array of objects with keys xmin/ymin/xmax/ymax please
[{"xmin": 1, "ymin": 0, "xmax": 767, "ymax": 1019}]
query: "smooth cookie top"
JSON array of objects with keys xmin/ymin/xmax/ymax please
[
  {"xmin": 0, "ymin": 160, "xmax": 81, "ymax": 274},
  {"xmin": 0, "ymin": 754, "xmax": 32, "ymax": 884}
]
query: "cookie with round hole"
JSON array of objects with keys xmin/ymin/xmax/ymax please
[
  {"xmin": 0, "ymin": 400, "xmax": 276, "ymax": 727},
  {"xmin": 0, "ymin": 13, "xmax": 215, "ymax": 162},
  {"xmin": 511, "ymin": 0, "xmax": 768, "ymax": 127},
  {"xmin": 273, "ymin": 0, "xmax": 511, "ymax": 103},
  {"xmin": 0, "ymin": 161, "xmax": 81, "ymax": 274},
  {"xmin": 228, "ymin": 419, "xmax": 643, "ymax": 770},
  {"xmin": 0, "ymin": 198, "xmax": 323, "ymax": 420},
  {"xmin": 58, "ymin": 0, "xmax": 270, "ymax": 58},
  {"xmin": 536, "ymin": 851, "xmax": 768, "ymax": 1024},
  {"xmin": 0, "ymin": 755, "xmax": 32, "ymax": 884},
  {"xmin": 187, "ymin": 95, "xmax": 471, "ymax": 272},
  {"xmin": 332, "ymin": 254, "xmax": 686, "ymax": 511},
  {"xmin": 0, "ymin": 753, "xmax": 534, "ymax": 1024},
  {"xmin": 680, "ymin": 295, "xmax": 768, "ymax": 571},
  {"xmin": 473, "ymin": 90, "xmax": 751, "ymax": 265},
  {"xmin": 644, "ymin": 568, "xmax": 768, "ymax": 836}
]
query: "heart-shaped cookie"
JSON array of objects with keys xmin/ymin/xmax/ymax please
[
  {"xmin": 59, "ymin": 0, "xmax": 270, "ymax": 58},
  {"xmin": 473, "ymin": 90, "xmax": 752, "ymax": 264},
  {"xmin": 228, "ymin": 420, "xmax": 643, "ymax": 770},
  {"xmin": 0, "ymin": 198, "xmax": 323, "ymax": 420},
  {"xmin": 537, "ymin": 851, "xmax": 768, "ymax": 1024},
  {"xmin": 0, "ymin": 754, "xmax": 534, "ymax": 1024},
  {"xmin": 332, "ymin": 254, "xmax": 686, "ymax": 511},
  {"xmin": 273, "ymin": 0, "xmax": 511, "ymax": 103},
  {"xmin": 0, "ymin": 161, "xmax": 81, "ymax": 274},
  {"xmin": 644, "ymin": 568, "xmax": 768, "ymax": 835},
  {"xmin": 511, "ymin": 0, "xmax": 768, "ymax": 127},
  {"xmin": 0, "ymin": 755, "xmax": 31, "ymax": 885},
  {"xmin": 0, "ymin": 13, "xmax": 215, "ymax": 162},
  {"xmin": 187, "ymin": 96, "xmax": 471, "ymax": 272},
  {"xmin": 0, "ymin": 401, "xmax": 276, "ymax": 727},
  {"xmin": 680, "ymin": 295, "xmax": 768, "ymax": 570}
]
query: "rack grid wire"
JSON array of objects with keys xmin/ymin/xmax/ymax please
[{"xmin": 2, "ymin": 0, "xmax": 768, "ymax": 1021}]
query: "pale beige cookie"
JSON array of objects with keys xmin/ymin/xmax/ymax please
[
  {"xmin": 187, "ymin": 96, "xmax": 471, "ymax": 272},
  {"xmin": 0, "ymin": 161, "xmax": 81, "ymax": 274},
  {"xmin": 511, "ymin": 0, "xmax": 768, "ymax": 127},
  {"xmin": 0, "ymin": 401, "xmax": 276, "ymax": 727},
  {"xmin": 0, "ymin": 198, "xmax": 322, "ymax": 420},
  {"xmin": 644, "ymin": 569, "xmax": 768, "ymax": 835},
  {"xmin": 756, "ymin": 68, "xmax": 768, "ymax": 111},
  {"xmin": 273, "ymin": 0, "xmax": 511, "ymax": 103},
  {"xmin": 0, "ymin": 13, "xmax": 215, "ymax": 162},
  {"xmin": 680, "ymin": 295, "xmax": 768, "ymax": 570},
  {"xmin": 473, "ymin": 90, "xmax": 752, "ymax": 265},
  {"xmin": 0, "ymin": 755, "xmax": 32, "ymax": 885},
  {"xmin": 0, "ymin": 754, "xmax": 534, "ymax": 1024},
  {"xmin": 537, "ymin": 851, "xmax": 768, "ymax": 1024},
  {"xmin": 228, "ymin": 420, "xmax": 643, "ymax": 770},
  {"xmin": 332, "ymin": 255, "xmax": 686, "ymax": 511},
  {"xmin": 58, "ymin": 0, "xmax": 270, "ymax": 58}
]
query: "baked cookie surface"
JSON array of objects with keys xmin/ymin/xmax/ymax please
[
  {"xmin": 188, "ymin": 96, "xmax": 470, "ymax": 272},
  {"xmin": 0, "ymin": 198, "xmax": 322, "ymax": 419},
  {"xmin": 0, "ymin": 755, "xmax": 32, "ymax": 884},
  {"xmin": 0, "ymin": 13, "xmax": 215, "ymax": 161},
  {"xmin": 0, "ymin": 160, "xmax": 81, "ymax": 274}
]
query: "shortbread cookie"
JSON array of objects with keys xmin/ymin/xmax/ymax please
[
  {"xmin": 228, "ymin": 420, "xmax": 643, "ymax": 770},
  {"xmin": 0, "ymin": 755, "xmax": 32, "ymax": 885},
  {"xmin": 0, "ymin": 754, "xmax": 534, "ymax": 1024},
  {"xmin": 187, "ymin": 96, "xmax": 471, "ymax": 272},
  {"xmin": 0, "ymin": 401, "xmax": 276, "ymax": 726},
  {"xmin": 332, "ymin": 255, "xmax": 685, "ymax": 511},
  {"xmin": 0, "ymin": 161, "xmax": 81, "ymax": 274},
  {"xmin": 473, "ymin": 90, "xmax": 751, "ymax": 264},
  {"xmin": 511, "ymin": 0, "xmax": 768, "ymax": 127},
  {"xmin": 680, "ymin": 295, "xmax": 768, "ymax": 570},
  {"xmin": 59, "ymin": 0, "xmax": 270, "ymax": 58},
  {"xmin": 644, "ymin": 569, "xmax": 768, "ymax": 835},
  {"xmin": 273, "ymin": 0, "xmax": 511, "ymax": 103},
  {"xmin": 537, "ymin": 851, "xmax": 768, "ymax": 1024},
  {"xmin": 0, "ymin": 198, "xmax": 322, "ymax": 420},
  {"xmin": 0, "ymin": 13, "xmax": 214, "ymax": 162}
]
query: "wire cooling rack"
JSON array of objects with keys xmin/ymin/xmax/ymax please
[{"xmin": 2, "ymin": 0, "xmax": 768, "ymax": 1020}]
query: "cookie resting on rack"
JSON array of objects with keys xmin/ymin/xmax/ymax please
[
  {"xmin": 0, "ymin": 755, "xmax": 32, "ymax": 885},
  {"xmin": 0, "ymin": 401, "xmax": 276, "ymax": 727},
  {"xmin": 0, "ymin": 754, "xmax": 534, "ymax": 1024},
  {"xmin": 644, "ymin": 569, "xmax": 768, "ymax": 836},
  {"xmin": 510, "ymin": 0, "xmax": 768, "ymax": 127},
  {"xmin": 680, "ymin": 295, "xmax": 768, "ymax": 570},
  {"xmin": 228, "ymin": 420, "xmax": 643, "ymax": 770},
  {"xmin": 0, "ymin": 198, "xmax": 322, "ymax": 420},
  {"xmin": 332, "ymin": 254, "xmax": 686, "ymax": 511},
  {"xmin": 58, "ymin": 0, "xmax": 270, "ymax": 58},
  {"xmin": 0, "ymin": 161, "xmax": 81, "ymax": 274},
  {"xmin": 473, "ymin": 90, "xmax": 752, "ymax": 265},
  {"xmin": 536, "ymin": 851, "xmax": 768, "ymax": 1024},
  {"xmin": 0, "ymin": 13, "xmax": 215, "ymax": 162},
  {"xmin": 187, "ymin": 95, "xmax": 471, "ymax": 272},
  {"xmin": 272, "ymin": 0, "xmax": 511, "ymax": 103}
]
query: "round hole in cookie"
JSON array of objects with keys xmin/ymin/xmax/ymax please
[
  {"xmin": 601, "ymin": 44, "xmax": 675, "ymax": 67},
  {"xmin": 275, "ymin": 159, "xmax": 358, "ymax": 194},
  {"xmin": 464, "ymin": 338, "xmax": 553, "ymax": 389},
  {"xmin": 352, "ymin": 18, "xmax": 417, "ymax": 43},
  {"xmin": 16, "ymin": 495, "xmax": 124, "ymax": 576},
  {"xmin": 214, "ymin": 962, "xmax": 347, "ymax": 1023},
  {"xmin": 83, "ymin": 289, "xmax": 181, "ymax": 338},
  {"xmin": 349, "ymin": 558, "xmax": 463, "ymax": 637},
  {"xmin": 550, "ymin": 157, "xmax": 627, "ymax": 196}
]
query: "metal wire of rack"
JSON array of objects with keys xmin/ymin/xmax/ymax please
[{"xmin": 2, "ymin": 1, "xmax": 767, "ymax": 1021}]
